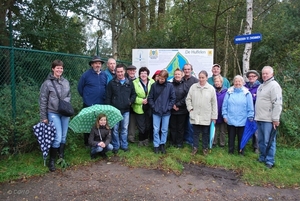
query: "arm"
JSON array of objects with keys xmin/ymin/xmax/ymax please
[
  {"xmin": 246, "ymin": 93, "xmax": 254, "ymax": 119},
  {"xmin": 39, "ymin": 81, "xmax": 49, "ymax": 122},
  {"xmin": 168, "ymin": 85, "xmax": 176, "ymax": 110},
  {"xmin": 106, "ymin": 81, "xmax": 112, "ymax": 105},
  {"xmin": 77, "ymin": 74, "xmax": 85, "ymax": 97},
  {"xmin": 222, "ymin": 93, "xmax": 229, "ymax": 123},
  {"xmin": 185, "ymin": 87, "xmax": 193, "ymax": 112},
  {"xmin": 88, "ymin": 128, "xmax": 99, "ymax": 147}
]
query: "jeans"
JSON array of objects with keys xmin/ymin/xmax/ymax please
[
  {"xmin": 112, "ymin": 112, "xmax": 129, "ymax": 150},
  {"xmin": 184, "ymin": 114, "xmax": 194, "ymax": 145},
  {"xmin": 257, "ymin": 121, "xmax": 276, "ymax": 165},
  {"xmin": 192, "ymin": 125, "xmax": 210, "ymax": 149},
  {"xmin": 152, "ymin": 114, "xmax": 170, "ymax": 147},
  {"xmin": 91, "ymin": 144, "xmax": 113, "ymax": 154},
  {"xmin": 48, "ymin": 112, "xmax": 70, "ymax": 148}
]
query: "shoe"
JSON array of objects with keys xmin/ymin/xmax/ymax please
[
  {"xmin": 112, "ymin": 149, "xmax": 118, "ymax": 154},
  {"xmin": 143, "ymin": 139, "xmax": 149, "ymax": 146},
  {"xmin": 138, "ymin": 141, "xmax": 144, "ymax": 147},
  {"xmin": 154, "ymin": 147, "xmax": 159, "ymax": 154},
  {"xmin": 257, "ymin": 159, "xmax": 264, "ymax": 163},
  {"xmin": 254, "ymin": 148, "xmax": 259, "ymax": 154},
  {"xmin": 202, "ymin": 148, "xmax": 208, "ymax": 156},
  {"xmin": 266, "ymin": 164, "xmax": 273, "ymax": 169},
  {"xmin": 121, "ymin": 148, "xmax": 129, "ymax": 152},
  {"xmin": 90, "ymin": 153, "xmax": 97, "ymax": 160},
  {"xmin": 191, "ymin": 147, "xmax": 198, "ymax": 156},
  {"xmin": 160, "ymin": 144, "xmax": 166, "ymax": 154},
  {"xmin": 128, "ymin": 138, "xmax": 135, "ymax": 143},
  {"xmin": 100, "ymin": 152, "xmax": 108, "ymax": 159},
  {"xmin": 177, "ymin": 144, "xmax": 183, "ymax": 149}
]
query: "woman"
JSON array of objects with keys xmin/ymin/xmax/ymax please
[
  {"xmin": 132, "ymin": 67, "xmax": 155, "ymax": 147},
  {"xmin": 169, "ymin": 68, "xmax": 189, "ymax": 148},
  {"xmin": 39, "ymin": 60, "xmax": 71, "ymax": 172},
  {"xmin": 148, "ymin": 70, "xmax": 176, "ymax": 154},
  {"xmin": 186, "ymin": 70, "xmax": 217, "ymax": 156},
  {"xmin": 244, "ymin": 70, "xmax": 261, "ymax": 153},
  {"xmin": 222, "ymin": 75, "xmax": 254, "ymax": 155},
  {"xmin": 213, "ymin": 75, "xmax": 228, "ymax": 147}
]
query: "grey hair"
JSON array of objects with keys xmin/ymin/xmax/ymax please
[{"xmin": 233, "ymin": 75, "xmax": 245, "ymax": 85}]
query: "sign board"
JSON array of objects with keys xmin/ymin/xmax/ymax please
[
  {"xmin": 234, "ymin": 33, "xmax": 262, "ymax": 44},
  {"xmin": 132, "ymin": 49, "xmax": 214, "ymax": 80}
]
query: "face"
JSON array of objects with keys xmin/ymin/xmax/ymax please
[
  {"xmin": 214, "ymin": 78, "xmax": 223, "ymax": 88},
  {"xmin": 99, "ymin": 117, "xmax": 107, "ymax": 126},
  {"xmin": 52, "ymin": 65, "xmax": 63, "ymax": 78},
  {"xmin": 174, "ymin": 70, "xmax": 183, "ymax": 81},
  {"xmin": 91, "ymin": 62, "xmax": 102, "ymax": 73},
  {"xmin": 116, "ymin": 67, "xmax": 125, "ymax": 80},
  {"xmin": 127, "ymin": 69, "xmax": 136, "ymax": 78},
  {"xmin": 198, "ymin": 73, "xmax": 208, "ymax": 86},
  {"xmin": 262, "ymin": 68, "xmax": 273, "ymax": 82},
  {"xmin": 154, "ymin": 74, "xmax": 159, "ymax": 81},
  {"xmin": 233, "ymin": 78, "xmax": 243, "ymax": 88},
  {"xmin": 212, "ymin": 66, "xmax": 221, "ymax": 76},
  {"xmin": 158, "ymin": 76, "xmax": 166, "ymax": 84},
  {"xmin": 107, "ymin": 59, "xmax": 116, "ymax": 73},
  {"xmin": 139, "ymin": 71, "xmax": 148, "ymax": 81},
  {"xmin": 183, "ymin": 65, "xmax": 192, "ymax": 77},
  {"xmin": 247, "ymin": 73, "xmax": 258, "ymax": 84}
]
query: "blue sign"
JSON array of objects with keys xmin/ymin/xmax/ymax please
[{"xmin": 234, "ymin": 33, "xmax": 262, "ymax": 44}]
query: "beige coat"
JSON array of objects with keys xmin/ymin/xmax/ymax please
[{"xmin": 186, "ymin": 82, "xmax": 218, "ymax": 125}]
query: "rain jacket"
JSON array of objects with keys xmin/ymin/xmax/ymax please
[
  {"xmin": 39, "ymin": 74, "xmax": 71, "ymax": 121},
  {"xmin": 105, "ymin": 69, "xmax": 115, "ymax": 84},
  {"xmin": 77, "ymin": 68, "xmax": 107, "ymax": 106},
  {"xmin": 222, "ymin": 86, "xmax": 254, "ymax": 127},
  {"xmin": 171, "ymin": 79, "xmax": 189, "ymax": 115},
  {"xmin": 88, "ymin": 126, "xmax": 111, "ymax": 147},
  {"xmin": 186, "ymin": 82, "xmax": 218, "ymax": 125},
  {"xmin": 132, "ymin": 77, "xmax": 155, "ymax": 114},
  {"xmin": 148, "ymin": 81, "xmax": 176, "ymax": 116},
  {"xmin": 255, "ymin": 77, "xmax": 282, "ymax": 122},
  {"xmin": 106, "ymin": 77, "xmax": 136, "ymax": 114}
]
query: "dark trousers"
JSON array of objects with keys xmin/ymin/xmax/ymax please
[
  {"xmin": 227, "ymin": 125, "xmax": 245, "ymax": 154},
  {"xmin": 169, "ymin": 114, "xmax": 187, "ymax": 146},
  {"xmin": 192, "ymin": 124, "xmax": 210, "ymax": 149},
  {"xmin": 136, "ymin": 109, "xmax": 151, "ymax": 141}
]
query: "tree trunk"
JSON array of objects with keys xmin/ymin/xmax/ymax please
[
  {"xmin": 242, "ymin": 0, "xmax": 253, "ymax": 77},
  {"xmin": 149, "ymin": 0, "xmax": 156, "ymax": 29},
  {"xmin": 140, "ymin": 0, "xmax": 146, "ymax": 32},
  {"xmin": 158, "ymin": 0, "xmax": 166, "ymax": 30}
]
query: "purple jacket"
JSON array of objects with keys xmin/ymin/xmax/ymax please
[
  {"xmin": 215, "ymin": 87, "xmax": 227, "ymax": 124},
  {"xmin": 244, "ymin": 80, "xmax": 261, "ymax": 105}
]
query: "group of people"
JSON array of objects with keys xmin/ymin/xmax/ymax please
[{"xmin": 39, "ymin": 57, "xmax": 282, "ymax": 172}]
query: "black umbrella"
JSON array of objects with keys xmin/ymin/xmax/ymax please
[
  {"xmin": 265, "ymin": 127, "xmax": 277, "ymax": 156},
  {"xmin": 33, "ymin": 122, "xmax": 56, "ymax": 166}
]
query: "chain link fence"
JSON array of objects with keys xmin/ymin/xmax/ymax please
[{"xmin": 0, "ymin": 46, "xmax": 131, "ymax": 155}]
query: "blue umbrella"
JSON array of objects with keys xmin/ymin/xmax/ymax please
[
  {"xmin": 209, "ymin": 121, "xmax": 215, "ymax": 149},
  {"xmin": 33, "ymin": 121, "xmax": 56, "ymax": 166},
  {"xmin": 240, "ymin": 119, "xmax": 257, "ymax": 151}
]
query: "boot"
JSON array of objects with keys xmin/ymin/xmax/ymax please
[
  {"xmin": 58, "ymin": 143, "xmax": 65, "ymax": 159},
  {"xmin": 49, "ymin": 147, "xmax": 58, "ymax": 172},
  {"xmin": 202, "ymin": 148, "xmax": 208, "ymax": 156},
  {"xmin": 160, "ymin": 144, "xmax": 166, "ymax": 154},
  {"xmin": 154, "ymin": 147, "xmax": 159, "ymax": 154},
  {"xmin": 191, "ymin": 147, "xmax": 198, "ymax": 156}
]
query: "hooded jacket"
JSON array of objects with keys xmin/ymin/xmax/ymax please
[
  {"xmin": 222, "ymin": 86, "xmax": 254, "ymax": 127},
  {"xmin": 39, "ymin": 73, "xmax": 71, "ymax": 121}
]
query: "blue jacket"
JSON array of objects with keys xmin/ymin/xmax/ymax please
[
  {"xmin": 148, "ymin": 81, "xmax": 176, "ymax": 116},
  {"xmin": 77, "ymin": 68, "xmax": 107, "ymax": 107},
  {"xmin": 105, "ymin": 69, "xmax": 115, "ymax": 84},
  {"xmin": 222, "ymin": 86, "xmax": 254, "ymax": 127}
]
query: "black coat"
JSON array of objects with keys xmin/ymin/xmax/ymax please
[
  {"xmin": 88, "ymin": 126, "xmax": 111, "ymax": 147},
  {"xmin": 171, "ymin": 79, "xmax": 189, "ymax": 115}
]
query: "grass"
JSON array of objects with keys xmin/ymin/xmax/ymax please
[{"xmin": 0, "ymin": 136, "xmax": 300, "ymax": 188}]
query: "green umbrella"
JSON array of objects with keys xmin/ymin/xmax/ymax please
[{"xmin": 69, "ymin": 104, "xmax": 123, "ymax": 133}]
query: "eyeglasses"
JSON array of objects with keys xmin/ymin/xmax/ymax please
[{"xmin": 248, "ymin": 75, "xmax": 257, "ymax": 78}]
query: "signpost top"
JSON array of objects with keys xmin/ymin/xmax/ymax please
[{"xmin": 234, "ymin": 33, "xmax": 262, "ymax": 44}]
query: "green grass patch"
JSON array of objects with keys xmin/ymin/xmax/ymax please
[{"xmin": 0, "ymin": 136, "xmax": 299, "ymax": 188}]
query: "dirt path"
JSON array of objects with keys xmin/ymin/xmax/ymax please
[{"xmin": 0, "ymin": 158, "xmax": 299, "ymax": 201}]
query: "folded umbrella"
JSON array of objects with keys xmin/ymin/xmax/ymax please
[
  {"xmin": 68, "ymin": 104, "xmax": 123, "ymax": 133},
  {"xmin": 33, "ymin": 121, "xmax": 56, "ymax": 166},
  {"xmin": 240, "ymin": 119, "xmax": 257, "ymax": 151},
  {"xmin": 209, "ymin": 121, "xmax": 215, "ymax": 149}
]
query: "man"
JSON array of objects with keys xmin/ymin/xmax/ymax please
[
  {"xmin": 255, "ymin": 66, "xmax": 282, "ymax": 169},
  {"xmin": 207, "ymin": 64, "xmax": 230, "ymax": 88},
  {"xmin": 78, "ymin": 56, "xmax": 107, "ymax": 147},
  {"xmin": 244, "ymin": 70, "xmax": 261, "ymax": 153},
  {"xmin": 106, "ymin": 64, "xmax": 136, "ymax": 154},
  {"xmin": 105, "ymin": 58, "xmax": 116, "ymax": 84},
  {"xmin": 126, "ymin": 65, "xmax": 138, "ymax": 143},
  {"xmin": 182, "ymin": 63, "xmax": 198, "ymax": 146}
]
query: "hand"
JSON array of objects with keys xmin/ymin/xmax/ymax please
[
  {"xmin": 223, "ymin": 118, "xmax": 227, "ymax": 123},
  {"xmin": 43, "ymin": 119, "xmax": 48, "ymax": 124},
  {"xmin": 273, "ymin": 121, "xmax": 280, "ymax": 129},
  {"xmin": 212, "ymin": 119, "xmax": 216, "ymax": 124}
]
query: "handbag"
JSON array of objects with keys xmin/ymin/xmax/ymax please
[{"xmin": 51, "ymin": 80, "xmax": 74, "ymax": 117}]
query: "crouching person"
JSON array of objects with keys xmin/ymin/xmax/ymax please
[{"xmin": 89, "ymin": 114, "xmax": 113, "ymax": 159}]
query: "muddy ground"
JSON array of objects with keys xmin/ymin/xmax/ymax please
[{"xmin": 0, "ymin": 156, "xmax": 299, "ymax": 201}]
